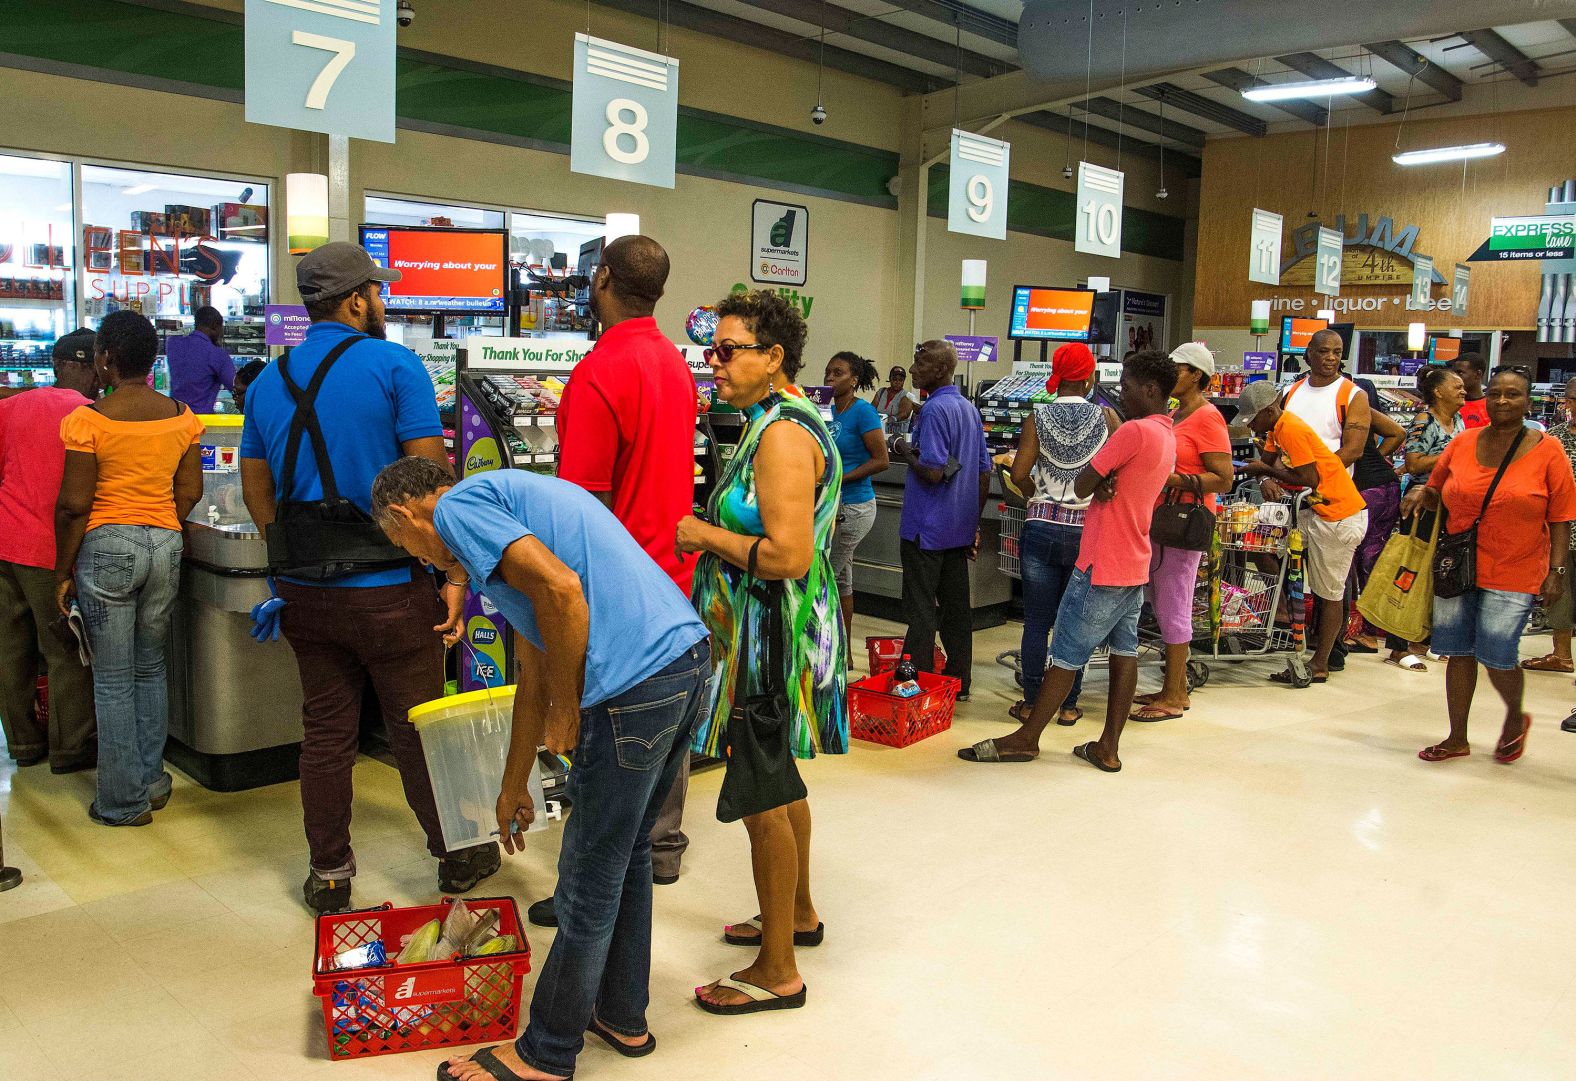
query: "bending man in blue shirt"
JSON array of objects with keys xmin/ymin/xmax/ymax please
[{"xmin": 372, "ymin": 458, "xmax": 711, "ymax": 1081}]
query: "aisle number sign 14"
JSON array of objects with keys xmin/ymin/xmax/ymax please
[
  {"xmin": 244, "ymin": 0, "xmax": 396, "ymax": 143},
  {"xmin": 947, "ymin": 130, "xmax": 1010, "ymax": 240},
  {"xmin": 571, "ymin": 34, "xmax": 679, "ymax": 189},
  {"xmin": 1453, "ymin": 265, "xmax": 1471, "ymax": 317},
  {"xmin": 1315, "ymin": 227, "xmax": 1343, "ymax": 297},
  {"xmin": 1076, "ymin": 163, "xmax": 1124, "ymax": 258}
]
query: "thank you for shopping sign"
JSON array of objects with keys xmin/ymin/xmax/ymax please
[
  {"xmin": 1076, "ymin": 163, "xmax": 1124, "ymax": 258},
  {"xmin": 751, "ymin": 200, "xmax": 809, "ymax": 286},
  {"xmin": 245, "ymin": 0, "xmax": 396, "ymax": 143},
  {"xmin": 1314, "ymin": 227, "xmax": 1343, "ymax": 297},
  {"xmin": 1248, "ymin": 209, "xmax": 1283, "ymax": 285},
  {"xmin": 571, "ymin": 34, "xmax": 679, "ymax": 189},
  {"xmin": 948, "ymin": 131, "xmax": 1010, "ymax": 240}
]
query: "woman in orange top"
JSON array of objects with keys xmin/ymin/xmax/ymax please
[
  {"xmin": 1403, "ymin": 368, "xmax": 1576, "ymax": 765},
  {"xmin": 54, "ymin": 311, "xmax": 204, "ymax": 827}
]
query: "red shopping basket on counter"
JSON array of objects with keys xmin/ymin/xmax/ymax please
[
  {"xmin": 311, "ymin": 897, "xmax": 530, "ymax": 1061},
  {"xmin": 864, "ymin": 636, "xmax": 947, "ymax": 676},
  {"xmin": 849, "ymin": 670, "xmax": 961, "ymax": 748}
]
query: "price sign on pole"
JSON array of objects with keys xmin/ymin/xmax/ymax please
[
  {"xmin": 1410, "ymin": 255, "xmax": 1434, "ymax": 309},
  {"xmin": 1248, "ymin": 208, "xmax": 1283, "ymax": 285},
  {"xmin": 571, "ymin": 34, "xmax": 679, "ymax": 189},
  {"xmin": 1076, "ymin": 162, "xmax": 1124, "ymax": 258},
  {"xmin": 947, "ymin": 131, "xmax": 1010, "ymax": 240},
  {"xmin": 1453, "ymin": 264, "xmax": 1471, "ymax": 316},
  {"xmin": 245, "ymin": 0, "xmax": 396, "ymax": 143},
  {"xmin": 1315, "ymin": 226, "xmax": 1343, "ymax": 297}
]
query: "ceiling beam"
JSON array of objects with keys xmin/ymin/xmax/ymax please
[
  {"xmin": 1562, "ymin": 19, "xmax": 1576, "ymax": 40},
  {"xmin": 1132, "ymin": 82, "xmax": 1267, "ymax": 138},
  {"xmin": 737, "ymin": 0, "xmax": 1003, "ymax": 78},
  {"xmin": 1362, "ymin": 39, "xmax": 1464, "ymax": 101},
  {"xmin": 1016, "ymin": 111, "xmax": 1203, "ymax": 176},
  {"xmin": 1202, "ymin": 68, "xmax": 1329, "ymax": 126},
  {"xmin": 1274, "ymin": 51, "xmax": 1395, "ymax": 114},
  {"xmin": 1073, "ymin": 97, "xmax": 1207, "ymax": 150},
  {"xmin": 1457, "ymin": 27, "xmax": 1540, "ymax": 86},
  {"xmin": 875, "ymin": 0, "xmax": 1019, "ymax": 51}
]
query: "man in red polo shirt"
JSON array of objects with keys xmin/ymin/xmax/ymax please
[{"xmin": 529, "ymin": 235, "xmax": 699, "ymax": 927}]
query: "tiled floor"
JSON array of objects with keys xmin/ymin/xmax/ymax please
[{"xmin": 5, "ymin": 615, "xmax": 1576, "ymax": 1080}]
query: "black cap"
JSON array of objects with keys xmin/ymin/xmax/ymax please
[
  {"xmin": 52, "ymin": 328, "xmax": 96, "ymax": 363},
  {"xmin": 295, "ymin": 241, "xmax": 401, "ymax": 303}
]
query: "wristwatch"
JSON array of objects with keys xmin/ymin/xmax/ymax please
[{"xmin": 1556, "ymin": 566, "xmax": 1568, "ymax": 576}]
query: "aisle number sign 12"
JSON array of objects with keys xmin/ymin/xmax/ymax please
[
  {"xmin": 571, "ymin": 34, "xmax": 679, "ymax": 189},
  {"xmin": 1076, "ymin": 163, "xmax": 1124, "ymax": 258},
  {"xmin": 1315, "ymin": 226, "xmax": 1343, "ymax": 297},
  {"xmin": 244, "ymin": 0, "xmax": 396, "ymax": 143},
  {"xmin": 947, "ymin": 131, "xmax": 1010, "ymax": 240},
  {"xmin": 1248, "ymin": 209, "xmax": 1283, "ymax": 285}
]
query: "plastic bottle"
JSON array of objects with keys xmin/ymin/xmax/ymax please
[{"xmin": 891, "ymin": 653, "xmax": 921, "ymax": 698}]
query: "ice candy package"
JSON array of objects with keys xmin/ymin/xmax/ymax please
[{"xmin": 332, "ymin": 941, "xmax": 388, "ymax": 971}]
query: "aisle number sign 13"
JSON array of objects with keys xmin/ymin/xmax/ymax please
[
  {"xmin": 1315, "ymin": 226, "xmax": 1343, "ymax": 297},
  {"xmin": 571, "ymin": 34, "xmax": 679, "ymax": 189},
  {"xmin": 1076, "ymin": 163, "xmax": 1124, "ymax": 258},
  {"xmin": 947, "ymin": 130, "xmax": 1010, "ymax": 240},
  {"xmin": 244, "ymin": 0, "xmax": 396, "ymax": 143}
]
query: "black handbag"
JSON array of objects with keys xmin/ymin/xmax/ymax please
[
  {"xmin": 716, "ymin": 540, "xmax": 807, "ymax": 824},
  {"xmin": 1150, "ymin": 475, "xmax": 1216, "ymax": 552},
  {"xmin": 1433, "ymin": 427, "xmax": 1526, "ymax": 600}
]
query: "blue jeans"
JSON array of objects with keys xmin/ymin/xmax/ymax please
[
  {"xmin": 1019, "ymin": 520, "xmax": 1085, "ymax": 710},
  {"xmin": 75, "ymin": 525, "xmax": 182, "ymax": 823},
  {"xmin": 1432, "ymin": 588, "xmax": 1536, "ymax": 671},
  {"xmin": 517, "ymin": 641, "xmax": 711, "ymax": 1077},
  {"xmin": 1051, "ymin": 566, "xmax": 1145, "ymax": 668}
]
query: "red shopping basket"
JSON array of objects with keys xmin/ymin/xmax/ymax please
[
  {"xmin": 311, "ymin": 897, "xmax": 530, "ymax": 1061},
  {"xmin": 864, "ymin": 636, "xmax": 947, "ymax": 676},
  {"xmin": 849, "ymin": 670, "xmax": 961, "ymax": 748}
]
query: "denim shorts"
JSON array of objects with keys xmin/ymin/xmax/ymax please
[
  {"xmin": 1431, "ymin": 588, "xmax": 1536, "ymax": 671},
  {"xmin": 1050, "ymin": 565, "xmax": 1144, "ymax": 668}
]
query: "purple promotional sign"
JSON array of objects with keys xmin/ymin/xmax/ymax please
[
  {"xmin": 944, "ymin": 335, "xmax": 1000, "ymax": 366},
  {"xmin": 1243, "ymin": 351, "xmax": 1277, "ymax": 373},
  {"xmin": 264, "ymin": 304, "xmax": 309, "ymax": 346},
  {"xmin": 1399, "ymin": 357, "xmax": 1424, "ymax": 376}
]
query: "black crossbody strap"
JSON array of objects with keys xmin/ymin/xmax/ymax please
[
  {"xmin": 277, "ymin": 334, "xmax": 367, "ymax": 503},
  {"xmin": 1472, "ymin": 426, "xmax": 1528, "ymax": 527}
]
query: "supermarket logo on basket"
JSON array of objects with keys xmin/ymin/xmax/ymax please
[{"xmin": 390, "ymin": 971, "xmax": 463, "ymax": 1003}]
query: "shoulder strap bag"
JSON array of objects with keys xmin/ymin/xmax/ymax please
[
  {"xmin": 1432, "ymin": 427, "xmax": 1526, "ymax": 600},
  {"xmin": 1150, "ymin": 474, "xmax": 1216, "ymax": 552}
]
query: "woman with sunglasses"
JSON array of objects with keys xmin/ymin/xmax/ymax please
[{"xmin": 676, "ymin": 290, "xmax": 845, "ymax": 1017}]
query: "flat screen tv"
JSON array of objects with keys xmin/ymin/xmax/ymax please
[
  {"xmin": 358, "ymin": 226, "xmax": 509, "ymax": 314},
  {"xmin": 1087, "ymin": 291, "xmax": 1120, "ymax": 346},
  {"xmin": 1009, "ymin": 286, "xmax": 1096, "ymax": 342},
  {"xmin": 1279, "ymin": 316, "xmax": 1329, "ymax": 355},
  {"xmin": 1428, "ymin": 336, "xmax": 1462, "ymax": 363}
]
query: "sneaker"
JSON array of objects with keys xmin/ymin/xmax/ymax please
[
  {"xmin": 653, "ymin": 871, "xmax": 679, "ymax": 886},
  {"xmin": 527, "ymin": 896, "xmax": 558, "ymax": 928},
  {"xmin": 439, "ymin": 842, "xmax": 501, "ymax": 894},
  {"xmin": 303, "ymin": 873, "xmax": 352, "ymax": 916},
  {"xmin": 1562, "ymin": 710, "xmax": 1576, "ymax": 733},
  {"xmin": 88, "ymin": 803, "xmax": 152, "ymax": 827}
]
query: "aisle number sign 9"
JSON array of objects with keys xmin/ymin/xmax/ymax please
[
  {"xmin": 571, "ymin": 34, "xmax": 680, "ymax": 189},
  {"xmin": 947, "ymin": 130, "xmax": 1010, "ymax": 240},
  {"xmin": 244, "ymin": 0, "xmax": 396, "ymax": 143},
  {"xmin": 1075, "ymin": 162, "xmax": 1124, "ymax": 258}
]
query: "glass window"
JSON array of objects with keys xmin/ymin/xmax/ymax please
[
  {"xmin": 510, "ymin": 212, "xmax": 604, "ymax": 337},
  {"xmin": 0, "ymin": 153, "xmax": 74, "ymax": 389},
  {"xmin": 80, "ymin": 164, "xmax": 270, "ymax": 372},
  {"xmin": 364, "ymin": 195, "xmax": 505, "ymax": 230}
]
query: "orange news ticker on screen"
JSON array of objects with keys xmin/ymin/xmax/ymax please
[
  {"xmin": 384, "ymin": 231, "xmax": 505, "ymax": 301},
  {"xmin": 1022, "ymin": 290, "xmax": 1095, "ymax": 335},
  {"xmin": 1284, "ymin": 318, "xmax": 1328, "ymax": 352}
]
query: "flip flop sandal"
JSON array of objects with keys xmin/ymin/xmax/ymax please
[
  {"xmin": 1343, "ymin": 640, "xmax": 1380, "ymax": 654},
  {"xmin": 586, "ymin": 1017, "xmax": 655, "ymax": 1058},
  {"xmin": 1494, "ymin": 713, "xmax": 1533, "ymax": 763},
  {"xmin": 1134, "ymin": 693, "xmax": 1191, "ymax": 710},
  {"xmin": 1385, "ymin": 655, "xmax": 1428, "ymax": 673},
  {"xmin": 1057, "ymin": 707, "xmax": 1083, "ymax": 727},
  {"xmin": 1128, "ymin": 705, "xmax": 1184, "ymax": 722},
  {"xmin": 1008, "ymin": 700, "xmax": 1032, "ymax": 723},
  {"xmin": 694, "ymin": 976, "xmax": 807, "ymax": 1016},
  {"xmin": 437, "ymin": 1046, "xmax": 542, "ymax": 1081},
  {"xmin": 957, "ymin": 738, "xmax": 1037, "ymax": 763},
  {"xmin": 1072, "ymin": 742, "xmax": 1121, "ymax": 773},
  {"xmin": 724, "ymin": 917, "xmax": 825, "ymax": 948},
  {"xmin": 1418, "ymin": 744, "xmax": 1470, "ymax": 762},
  {"xmin": 1520, "ymin": 655, "xmax": 1574, "ymax": 673},
  {"xmin": 1267, "ymin": 669, "xmax": 1309, "ymax": 687}
]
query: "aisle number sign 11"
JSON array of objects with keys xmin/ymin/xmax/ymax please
[
  {"xmin": 947, "ymin": 130, "xmax": 1010, "ymax": 240},
  {"xmin": 571, "ymin": 34, "xmax": 679, "ymax": 189},
  {"xmin": 1076, "ymin": 163, "xmax": 1124, "ymax": 258},
  {"xmin": 1248, "ymin": 209, "xmax": 1283, "ymax": 285},
  {"xmin": 244, "ymin": 0, "xmax": 396, "ymax": 143},
  {"xmin": 1315, "ymin": 226, "xmax": 1343, "ymax": 297}
]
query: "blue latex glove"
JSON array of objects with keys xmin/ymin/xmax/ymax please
[{"xmin": 250, "ymin": 577, "xmax": 285, "ymax": 643}]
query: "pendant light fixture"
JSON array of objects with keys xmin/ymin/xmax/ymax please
[
  {"xmin": 1392, "ymin": 142, "xmax": 1507, "ymax": 167},
  {"xmin": 1242, "ymin": 75, "xmax": 1376, "ymax": 103},
  {"xmin": 1155, "ymin": 91, "xmax": 1168, "ymax": 200}
]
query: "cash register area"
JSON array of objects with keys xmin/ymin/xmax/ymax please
[{"xmin": 4, "ymin": 617, "xmax": 1576, "ymax": 1081}]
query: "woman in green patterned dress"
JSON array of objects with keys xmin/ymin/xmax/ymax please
[{"xmin": 676, "ymin": 289, "xmax": 846, "ymax": 1016}]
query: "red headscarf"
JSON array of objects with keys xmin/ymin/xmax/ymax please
[{"xmin": 1045, "ymin": 342, "xmax": 1096, "ymax": 394}]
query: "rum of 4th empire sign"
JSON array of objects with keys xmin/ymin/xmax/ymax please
[{"xmin": 1280, "ymin": 213, "xmax": 1446, "ymax": 287}]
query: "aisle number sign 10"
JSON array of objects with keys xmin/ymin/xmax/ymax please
[
  {"xmin": 1076, "ymin": 163, "xmax": 1124, "ymax": 258},
  {"xmin": 1315, "ymin": 227, "xmax": 1343, "ymax": 297},
  {"xmin": 571, "ymin": 34, "xmax": 680, "ymax": 189},
  {"xmin": 947, "ymin": 130, "xmax": 1010, "ymax": 240},
  {"xmin": 244, "ymin": 0, "xmax": 396, "ymax": 143}
]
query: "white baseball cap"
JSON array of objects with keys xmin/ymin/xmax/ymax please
[{"xmin": 1170, "ymin": 342, "xmax": 1216, "ymax": 378}]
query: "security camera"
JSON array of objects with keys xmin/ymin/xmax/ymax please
[
  {"xmin": 1156, "ymin": 186, "xmax": 1169, "ymax": 200},
  {"xmin": 810, "ymin": 101, "xmax": 827, "ymax": 126},
  {"xmin": 1062, "ymin": 164, "xmax": 1074, "ymax": 180},
  {"xmin": 396, "ymin": 1, "xmax": 414, "ymax": 27}
]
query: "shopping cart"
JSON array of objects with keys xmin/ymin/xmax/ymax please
[{"xmin": 997, "ymin": 503, "xmax": 1025, "ymax": 580}]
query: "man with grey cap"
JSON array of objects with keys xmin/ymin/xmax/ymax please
[{"xmin": 240, "ymin": 241, "xmax": 498, "ymax": 914}]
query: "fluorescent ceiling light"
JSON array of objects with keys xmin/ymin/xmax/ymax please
[
  {"xmin": 1242, "ymin": 76, "xmax": 1376, "ymax": 102},
  {"xmin": 1392, "ymin": 142, "xmax": 1506, "ymax": 166}
]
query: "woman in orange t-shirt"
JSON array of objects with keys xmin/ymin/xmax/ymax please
[
  {"xmin": 1403, "ymin": 368, "xmax": 1576, "ymax": 766},
  {"xmin": 54, "ymin": 312, "xmax": 204, "ymax": 827}
]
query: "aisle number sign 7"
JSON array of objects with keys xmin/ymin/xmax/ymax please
[
  {"xmin": 948, "ymin": 130, "xmax": 1010, "ymax": 240},
  {"xmin": 245, "ymin": 0, "xmax": 396, "ymax": 143},
  {"xmin": 572, "ymin": 34, "xmax": 680, "ymax": 189}
]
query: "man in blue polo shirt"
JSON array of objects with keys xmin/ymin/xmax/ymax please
[
  {"xmin": 370, "ymin": 458, "xmax": 710, "ymax": 1081},
  {"xmin": 891, "ymin": 339, "xmax": 991, "ymax": 698},
  {"xmin": 240, "ymin": 241, "xmax": 497, "ymax": 916}
]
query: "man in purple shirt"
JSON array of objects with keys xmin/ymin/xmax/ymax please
[
  {"xmin": 167, "ymin": 306, "xmax": 235, "ymax": 412},
  {"xmin": 891, "ymin": 340, "xmax": 992, "ymax": 697}
]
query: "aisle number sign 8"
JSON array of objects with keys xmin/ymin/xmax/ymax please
[
  {"xmin": 948, "ymin": 130, "xmax": 1010, "ymax": 240},
  {"xmin": 244, "ymin": 0, "xmax": 396, "ymax": 143},
  {"xmin": 1075, "ymin": 162, "xmax": 1124, "ymax": 258},
  {"xmin": 572, "ymin": 34, "xmax": 679, "ymax": 189}
]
